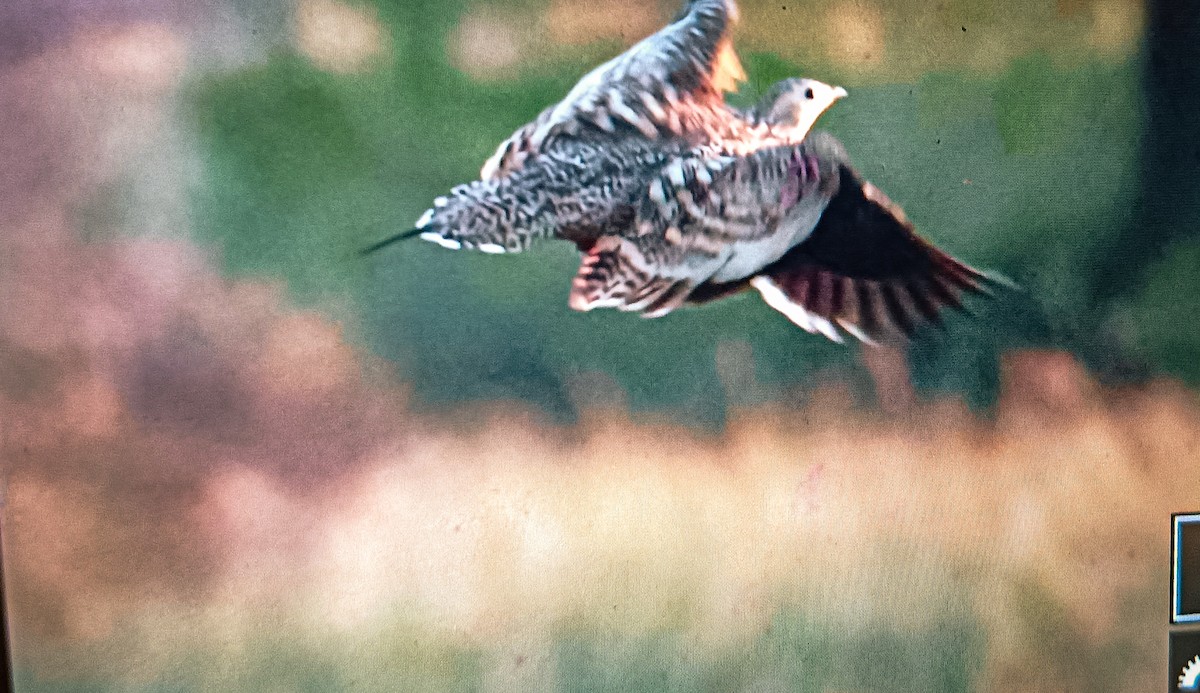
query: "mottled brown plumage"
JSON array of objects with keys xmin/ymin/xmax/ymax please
[{"xmin": 363, "ymin": 0, "xmax": 1000, "ymax": 345}]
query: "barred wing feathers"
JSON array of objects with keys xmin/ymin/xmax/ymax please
[
  {"xmin": 748, "ymin": 166, "xmax": 994, "ymax": 343},
  {"xmin": 481, "ymin": 0, "xmax": 745, "ymax": 181}
]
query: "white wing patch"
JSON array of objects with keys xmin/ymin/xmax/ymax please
[
  {"xmin": 420, "ymin": 231, "xmax": 462, "ymax": 250},
  {"xmin": 751, "ymin": 276, "xmax": 845, "ymax": 343}
]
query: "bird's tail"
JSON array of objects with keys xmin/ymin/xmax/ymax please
[
  {"xmin": 358, "ymin": 227, "xmax": 423, "ymax": 256},
  {"xmin": 361, "ymin": 175, "xmax": 556, "ymax": 256}
]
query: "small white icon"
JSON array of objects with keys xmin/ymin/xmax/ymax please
[{"xmin": 1180, "ymin": 655, "xmax": 1200, "ymax": 690}]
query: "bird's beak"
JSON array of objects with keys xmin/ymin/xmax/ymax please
[{"xmin": 832, "ymin": 86, "xmax": 849, "ymax": 100}]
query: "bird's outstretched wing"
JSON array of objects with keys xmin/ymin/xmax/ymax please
[
  {"xmin": 481, "ymin": 0, "xmax": 745, "ymax": 181},
  {"xmin": 744, "ymin": 168, "xmax": 994, "ymax": 344}
]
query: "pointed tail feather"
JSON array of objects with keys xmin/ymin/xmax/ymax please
[{"xmin": 358, "ymin": 227, "xmax": 425, "ymax": 256}]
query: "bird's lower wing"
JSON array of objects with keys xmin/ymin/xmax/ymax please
[
  {"xmin": 568, "ymin": 236, "xmax": 697, "ymax": 318},
  {"xmin": 750, "ymin": 171, "xmax": 994, "ymax": 344}
]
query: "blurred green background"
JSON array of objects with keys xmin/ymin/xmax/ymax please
[{"xmin": 175, "ymin": 0, "xmax": 1196, "ymax": 426}]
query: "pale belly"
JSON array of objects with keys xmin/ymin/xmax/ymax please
[{"xmin": 708, "ymin": 201, "xmax": 826, "ymax": 282}]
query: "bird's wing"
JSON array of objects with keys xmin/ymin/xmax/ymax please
[
  {"xmin": 481, "ymin": 0, "xmax": 744, "ymax": 181},
  {"xmin": 568, "ymin": 141, "xmax": 832, "ymax": 317},
  {"xmin": 747, "ymin": 162, "xmax": 994, "ymax": 344}
]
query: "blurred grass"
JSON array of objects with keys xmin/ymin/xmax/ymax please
[
  {"xmin": 8, "ymin": 351, "xmax": 1193, "ymax": 692},
  {"xmin": 15, "ymin": 616, "xmax": 981, "ymax": 692}
]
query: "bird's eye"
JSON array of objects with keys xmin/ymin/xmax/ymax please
[{"xmin": 804, "ymin": 88, "xmax": 814, "ymax": 99}]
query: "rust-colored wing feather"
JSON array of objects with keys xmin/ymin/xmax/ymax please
[{"xmin": 481, "ymin": 0, "xmax": 744, "ymax": 181}]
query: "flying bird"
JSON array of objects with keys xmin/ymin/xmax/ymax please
[{"xmin": 363, "ymin": 0, "xmax": 998, "ymax": 343}]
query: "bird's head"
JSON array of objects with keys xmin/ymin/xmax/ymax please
[{"xmin": 752, "ymin": 77, "xmax": 847, "ymax": 138}]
